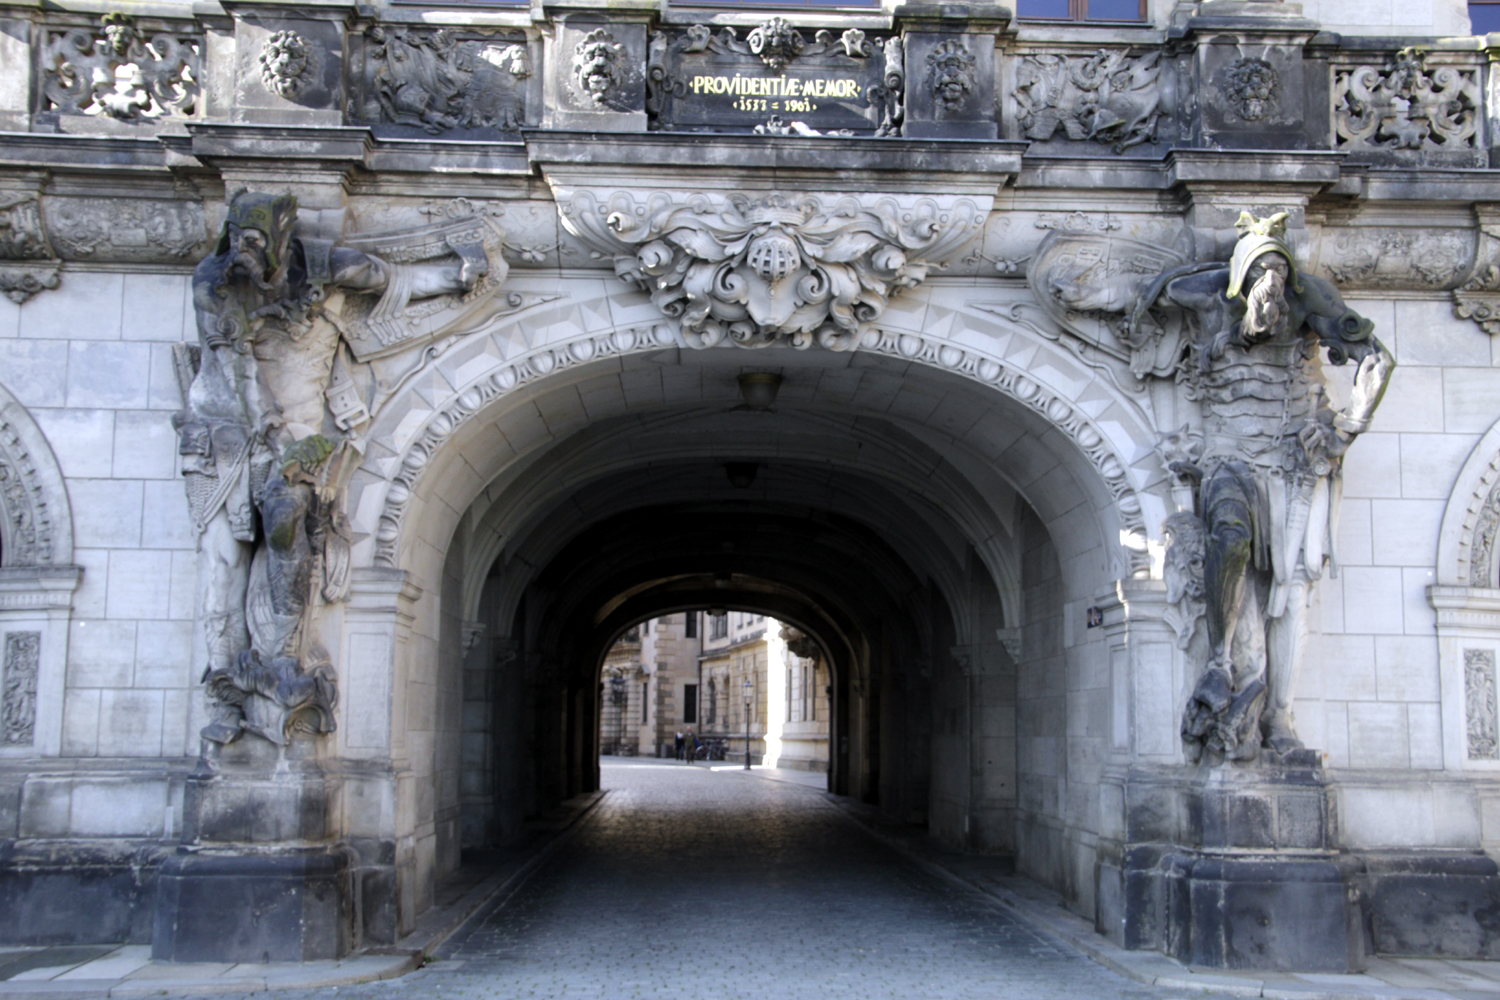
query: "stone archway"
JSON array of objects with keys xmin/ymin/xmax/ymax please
[
  {"xmin": 338, "ymin": 286, "xmax": 1170, "ymax": 939},
  {"xmin": 1430, "ymin": 417, "xmax": 1500, "ymax": 773},
  {"xmin": 0, "ymin": 379, "xmax": 78, "ymax": 758}
]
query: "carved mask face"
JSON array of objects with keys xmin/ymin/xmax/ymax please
[
  {"xmin": 267, "ymin": 43, "xmax": 307, "ymax": 82},
  {"xmin": 1163, "ymin": 513, "xmax": 1206, "ymax": 605},
  {"xmin": 935, "ymin": 56, "xmax": 971, "ymax": 105},
  {"xmin": 581, "ymin": 44, "xmax": 616, "ymax": 96},
  {"xmin": 103, "ymin": 21, "xmax": 135, "ymax": 56}
]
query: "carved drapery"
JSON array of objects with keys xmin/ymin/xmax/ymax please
[{"xmin": 554, "ymin": 189, "xmax": 983, "ymax": 350}]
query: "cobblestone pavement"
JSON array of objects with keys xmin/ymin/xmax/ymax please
[{"xmin": 176, "ymin": 760, "xmax": 1241, "ymax": 1000}]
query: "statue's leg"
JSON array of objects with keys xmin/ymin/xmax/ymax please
[
  {"xmin": 198, "ymin": 507, "xmax": 251, "ymax": 744},
  {"xmin": 1264, "ymin": 570, "xmax": 1312, "ymax": 754},
  {"xmin": 252, "ymin": 476, "xmax": 313, "ymax": 661},
  {"xmin": 1202, "ymin": 462, "xmax": 1258, "ymax": 678},
  {"xmin": 199, "ymin": 507, "xmax": 250, "ymax": 675}
]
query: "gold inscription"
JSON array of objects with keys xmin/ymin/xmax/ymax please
[{"xmin": 689, "ymin": 74, "xmax": 863, "ymax": 102}]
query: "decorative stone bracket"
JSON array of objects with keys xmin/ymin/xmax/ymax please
[{"xmin": 553, "ymin": 186, "xmax": 988, "ymax": 350}]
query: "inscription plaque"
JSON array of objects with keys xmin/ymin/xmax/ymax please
[{"xmin": 648, "ymin": 22, "xmax": 887, "ymax": 132}]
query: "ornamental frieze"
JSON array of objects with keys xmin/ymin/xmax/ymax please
[{"xmin": 554, "ymin": 188, "xmax": 986, "ymax": 350}]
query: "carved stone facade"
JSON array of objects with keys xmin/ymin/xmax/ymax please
[{"xmin": 3, "ymin": 0, "xmax": 1500, "ymax": 980}]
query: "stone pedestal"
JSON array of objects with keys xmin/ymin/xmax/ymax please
[
  {"xmin": 152, "ymin": 745, "xmax": 359, "ymax": 962},
  {"xmin": 1102, "ymin": 757, "xmax": 1363, "ymax": 971},
  {"xmin": 1102, "ymin": 757, "xmax": 1500, "ymax": 969},
  {"xmin": 152, "ymin": 847, "xmax": 354, "ymax": 962}
]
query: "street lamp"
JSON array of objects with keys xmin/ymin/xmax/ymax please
[{"xmin": 743, "ymin": 678, "xmax": 753, "ymax": 770}]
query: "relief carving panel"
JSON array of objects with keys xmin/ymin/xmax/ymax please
[
  {"xmin": 1014, "ymin": 49, "xmax": 1167, "ymax": 153},
  {"xmin": 1, "ymin": 631, "xmax": 39, "ymax": 747},
  {"xmin": 1468, "ymin": 649, "xmax": 1500, "ymax": 760},
  {"xmin": 1334, "ymin": 47, "xmax": 1481, "ymax": 165},
  {"xmin": 360, "ymin": 26, "xmax": 531, "ymax": 134}
]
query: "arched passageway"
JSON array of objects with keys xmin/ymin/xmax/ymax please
[{"xmin": 371, "ymin": 339, "xmax": 1140, "ymax": 933}]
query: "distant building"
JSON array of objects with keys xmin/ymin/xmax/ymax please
[{"xmin": 600, "ymin": 612, "xmax": 828, "ymax": 771}]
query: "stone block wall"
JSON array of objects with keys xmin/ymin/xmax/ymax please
[{"xmin": 0, "ymin": 273, "xmax": 197, "ymax": 850}]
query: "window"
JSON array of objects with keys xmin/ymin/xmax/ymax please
[
  {"xmin": 1017, "ymin": 0, "xmax": 1145, "ymax": 20},
  {"xmin": 685, "ymin": 612, "xmax": 697, "ymax": 639},
  {"xmin": 675, "ymin": 0, "xmax": 880, "ymax": 9},
  {"xmin": 642, "ymin": 683, "xmax": 649, "ymax": 723},
  {"xmin": 707, "ymin": 678, "xmax": 717, "ymax": 724},
  {"xmin": 710, "ymin": 614, "xmax": 728, "ymax": 640},
  {"xmin": 1474, "ymin": 1, "xmax": 1500, "ymax": 32},
  {"xmin": 683, "ymin": 684, "xmax": 698, "ymax": 724}
]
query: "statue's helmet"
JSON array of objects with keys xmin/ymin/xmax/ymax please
[
  {"xmin": 1226, "ymin": 210, "xmax": 1301, "ymax": 300},
  {"xmin": 215, "ymin": 190, "xmax": 299, "ymax": 276}
]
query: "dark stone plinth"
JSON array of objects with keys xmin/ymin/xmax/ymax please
[
  {"xmin": 0, "ymin": 842, "xmax": 165, "ymax": 945},
  {"xmin": 1359, "ymin": 852, "xmax": 1500, "ymax": 959},
  {"xmin": 1169, "ymin": 854, "xmax": 1361, "ymax": 971},
  {"xmin": 151, "ymin": 847, "xmax": 354, "ymax": 962}
]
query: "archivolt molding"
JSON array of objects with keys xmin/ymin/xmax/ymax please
[
  {"xmin": 359, "ymin": 304, "xmax": 1158, "ymax": 580},
  {"xmin": 0, "ymin": 388, "xmax": 72, "ymax": 568},
  {"xmin": 1437, "ymin": 417, "xmax": 1500, "ymax": 588}
]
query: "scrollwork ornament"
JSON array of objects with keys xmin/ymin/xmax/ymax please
[
  {"xmin": 259, "ymin": 30, "xmax": 322, "ymax": 100},
  {"xmin": 0, "ymin": 263, "xmax": 62, "ymax": 305},
  {"xmin": 41, "ymin": 13, "xmax": 201, "ymax": 121},
  {"xmin": 1334, "ymin": 47, "xmax": 1478, "ymax": 153},
  {"xmin": 869, "ymin": 37, "xmax": 904, "ymax": 136}
]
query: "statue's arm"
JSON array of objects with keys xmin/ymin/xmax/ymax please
[
  {"xmin": 1332, "ymin": 336, "xmax": 1395, "ymax": 438},
  {"xmin": 192, "ymin": 291, "xmax": 279, "ymax": 435},
  {"xmin": 329, "ymin": 246, "xmax": 473, "ymax": 299}
]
